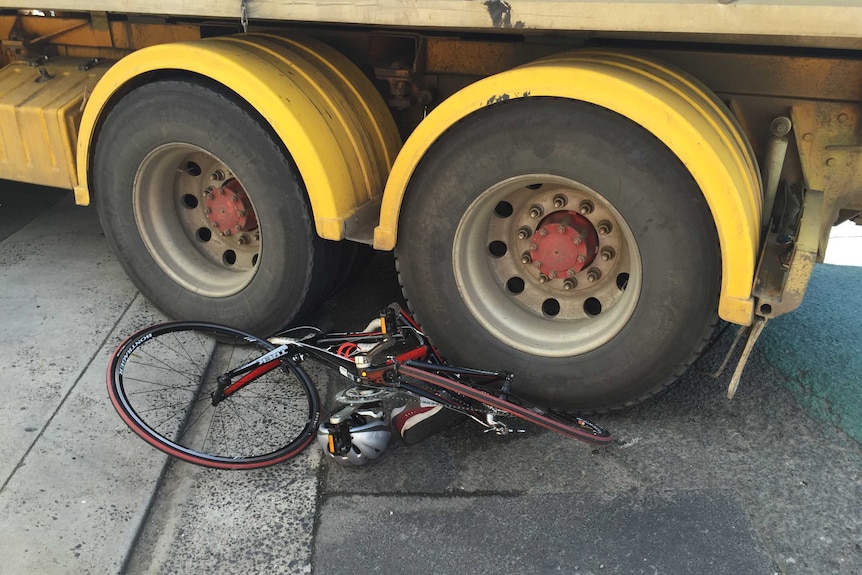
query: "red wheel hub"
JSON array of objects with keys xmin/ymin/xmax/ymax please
[
  {"xmin": 529, "ymin": 211, "xmax": 598, "ymax": 278},
  {"xmin": 204, "ymin": 179, "xmax": 258, "ymax": 235}
]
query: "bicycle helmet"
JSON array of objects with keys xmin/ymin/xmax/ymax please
[{"xmin": 317, "ymin": 402, "xmax": 391, "ymax": 466}]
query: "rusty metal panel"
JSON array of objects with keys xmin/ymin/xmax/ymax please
[
  {"xmin": 753, "ymin": 189, "xmax": 824, "ymax": 318},
  {"xmin": 0, "ymin": 15, "xmax": 200, "ymax": 64},
  {"xmin": 793, "ymin": 103, "xmax": 862, "ymax": 202},
  {"xmin": 646, "ymin": 50, "xmax": 862, "ymax": 103},
  {"xmin": 0, "ymin": 59, "xmax": 109, "ymax": 188},
  {"xmin": 792, "ymin": 102, "xmax": 862, "ymax": 249},
  {"xmin": 424, "ymin": 38, "xmax": 528, "ymax": 76},
  {"xmin": 109, "ymin": 21, "xmax": 200, "ymax": 50}
]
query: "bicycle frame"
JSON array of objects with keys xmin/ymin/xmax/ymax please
[
  {"xmin": 210, "ymin": 303, "xmax": 611, "ymax": 444},
  {"xmin": 212, "ymin": 305, "xmax": 430, "ymax": 398}
]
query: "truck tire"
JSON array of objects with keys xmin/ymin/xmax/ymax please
[
  {"xmin": 94, "ymin": 79, "xmax": 340, "ymax": 335},
  {"xmin": 396, "ymin": 98, "xmax": 721, "ymax": 411}
]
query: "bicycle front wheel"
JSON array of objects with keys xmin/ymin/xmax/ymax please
[{"xmin": 107, "ymin": 321, "xmax": 320, "ymax": 469}]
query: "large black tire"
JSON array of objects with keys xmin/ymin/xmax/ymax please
[
  {"xmin": 396, "ymin": 98, "xmax": 721, "ymax": 411},
  {"xmin": 94, "ymin": 79, "xmax": 339, "ymax": 335}
]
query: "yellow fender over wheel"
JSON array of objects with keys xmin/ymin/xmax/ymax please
[
  {"xmin": 77, "ymin": 33, "xmax": 401, "ymax": 240},
  {"xmin": 376, "ymin": 50, "xmax": 761, "ymax": 325}
]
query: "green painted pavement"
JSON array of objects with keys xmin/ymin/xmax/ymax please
[{"xmin": 759, "ymin": 263, "xmax": 862, "ymax": 443}]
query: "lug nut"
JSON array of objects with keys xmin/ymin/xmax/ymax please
[
  {"xmin": 587, "ymin": 268, "xmax": 602, "ymax": 282},
  {"xmin": 600, "ymin": 247, "xmax": 616, "ymax": 261},
  {"xmin": 211, "ymin": 221, "xmax": 220, "ymax": 228},
  {"xmin": 597, "ymin": 221, "xmax": 612, "ymax": 235},
  {"xmin": 538, "ymin": 228, "xmax": 549, "ymax": 237},
  {"xmin": 539, "ymin": 274, "xmax": 549, "ymax": 283},
  {"xmin": 579, "ymin": 200, "xmax": 594, "ymax": 215},
  {"xmin": 521, "ymin": 253, "xmax": 532, "ymax": 264},
  {"xmin": 237, "ymin": 210, "xmax": 246, "ymax": 217},
  {"xmin": 211, "ymin": 169, "xmax": 225, "ymax": 181},
  {"xmin": 223, "ymin": 228, "xmax": 232, "ymax": 236},
  {"xmin": 558, "ymin": 225, "xmax": 567, "ymax": 234},
  {"xmin": 237, "ymin": 234, "xmax": 250, "ymax": 245},
  {"xmin": 553, "ymin": 195, "xmax": 568, "ymax": 208},
  {"xmin": 573, "ymin": 236, "xmax": 582, "ymax": 245},
  {"xmin": 567, "ymin": 268, "xmax": 577, "ymax": 278},
  {"xmin": 518, "ymin": 226, "xmax": 532, "ymax": 240},
  {"xmin": 529, "ymin": 242, "xmax": 538, "ymax": 251},
  {"xmin": 577, "ymin": 254, "xmax": 586, "ymax": 263},
  {"xmin": 529, "ymin": 204, "xmax": 544, "ymax": 218},
  {"xmin": 533, "ymin": 260, "xmax": 543, "ymax": 269},
  {"xmin": 563, "ymin": 278, "xmax": 577, "ymax": 290},
  {"xmin": 547, "ymin": 271, "xmax": 557, "ymax": 280},
  {"xmin": 204, "ymin": 207, "xmax": 211, "ymax": 214}
]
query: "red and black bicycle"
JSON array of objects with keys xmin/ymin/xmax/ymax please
[{"xmin": 107, "ymin": 304, "xmax": 611, "ymax": 470}]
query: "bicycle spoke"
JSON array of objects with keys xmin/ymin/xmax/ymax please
[
  {"xmin": 122, "ymin": 376, "xmax": 202, "ymax": 393},
  {"xmin": 230, "ymin": 393, "xmax": 303, "ymax": 428},
  {"xmin": 109, "ymin": 322, "xmax": 320, "ymax": 468}
]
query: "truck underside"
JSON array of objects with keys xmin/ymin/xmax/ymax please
[{"xmin": 0, "ymin": 4, "xmax": 859, "ymax": 409}]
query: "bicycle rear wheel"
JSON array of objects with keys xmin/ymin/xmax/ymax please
[{"xmin": 107, "ymin": 321, "xmax": 320, "ymax": 469}]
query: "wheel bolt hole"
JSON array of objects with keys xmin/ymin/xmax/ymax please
[
  {"xmin": 182, "ymin": 194, "xmax": 199, "ymax": 209},
  {"xmin": 542, "ymin": 298, "xmax": 561, "ymax": 317},
  {"xmin": 506, "ymin": 277, "xmax": 525, "ymax": 294},
  {"xmin": 584, "ymin": 297, "xmax": 602, "ymax": 317},
  {"xmin": 526, "ymin": 183, "xmax": 543, "ymax": 190},
  {"xmin": 196, "ymin": 227, "xmax": 212, "ymax": 242},
  {"xmin": 183, "ymin": 161, "xmax": 202, "ymax": 176},
  {"xmin": 494, "ymin": 201, "xmax": 514, "ymax": 218},
  {"xmin": 488, "ymin": 241, "xmax": 508, "ymax": 258},
  {"xmin": 223, "ymin": 250, "xmax": 237, "ymax": 265},
  {"xmin": 252, "ymin": 254, "xmax": 259, "ymax": 266},
  {"xmin": 616, "ymin": 273, "xmax": 629, "ymax": 291}
]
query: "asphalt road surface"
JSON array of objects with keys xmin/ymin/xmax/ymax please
[{"xmin": 0, "ymin": 183, "xmax": 860, "ymax": 574}]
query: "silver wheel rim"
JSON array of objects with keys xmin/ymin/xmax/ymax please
[
  {"xmin": 133, "ymin": 144, "xmax": 261, "ymax": 298},
  {"xmin": 453, "ymin": 174, "xmax": 642, "ymax": 357}
]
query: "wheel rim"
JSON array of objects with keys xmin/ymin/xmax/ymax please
[
  {"xmin": 134, "ymin": 144, "xmax": 261, "ymax": 297},
  {"xmin": 453, "ymin": 174, "xmax": 642, "ymax": 357},
  {"xmin": 112, "ymin": 323, "xmax": 317, "ymax": 467}
]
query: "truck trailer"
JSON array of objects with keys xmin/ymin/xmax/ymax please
[{"xmin": 0, "ymin": 1, "xmax": 859, "ymax": 410}]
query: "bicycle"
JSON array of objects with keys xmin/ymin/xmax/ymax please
[{"xmin": 107, "ymin": 303, "xmax": 611, "ymax": 470}]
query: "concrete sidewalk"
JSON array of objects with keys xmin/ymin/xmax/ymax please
[
  {"xmin": 0, "ymin": 187, "xmax": 860, "ymax": 574},
  {"xmin": 0, "ymin": 190, "xmax": 167, "ymax": 573}
]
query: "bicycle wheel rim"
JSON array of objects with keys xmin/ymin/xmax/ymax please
[{"xmin": 107, "ymin": 321, "xmax": 320, "ymax": 469}]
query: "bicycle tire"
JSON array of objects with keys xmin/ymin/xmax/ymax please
[{"xmin": 107, "ymin": 321, "xmax": 320, "ymax": 469}]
